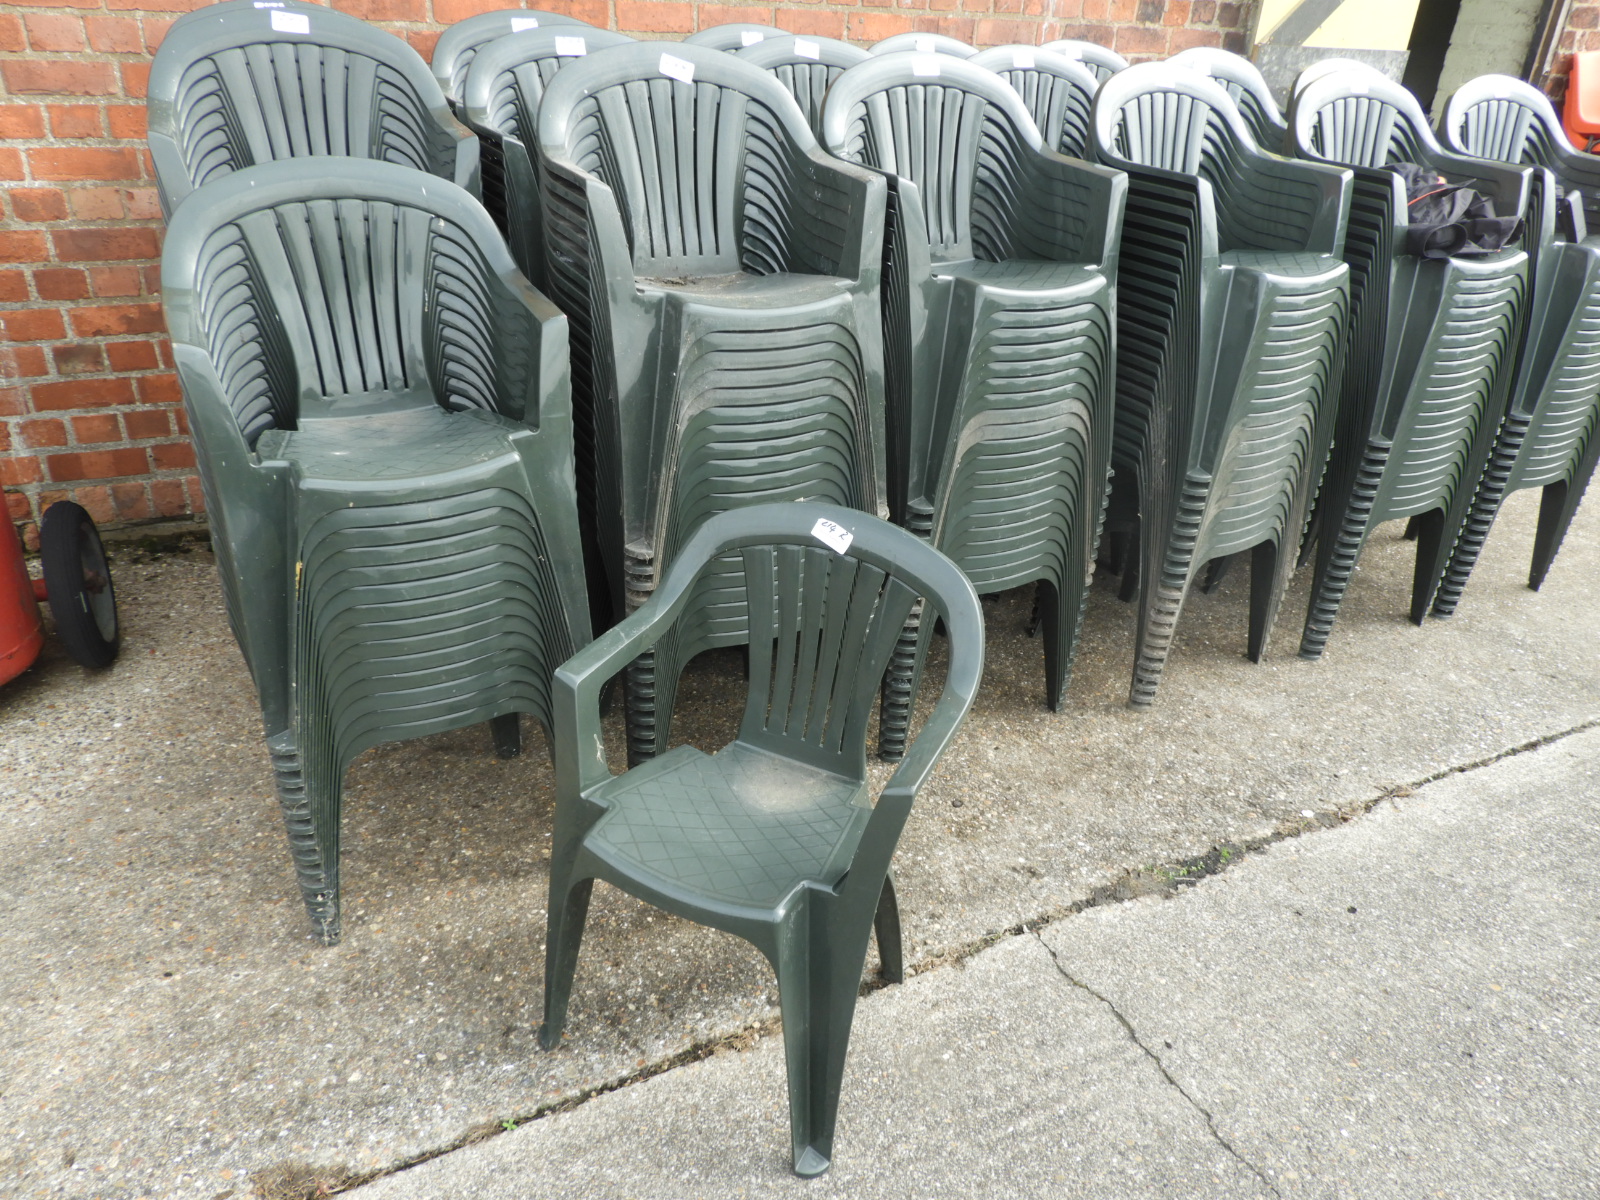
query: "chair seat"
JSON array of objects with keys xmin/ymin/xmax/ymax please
[
  {"xmin": 586, "ymin": 741, "xmax": 870, "ymax": 910},
  {"xmin": 939, "ymin": 257, "xmax": 1103, "ymax": 295},
  {"xmin": 260, "ymin": 406, "xmax": 525, "ymax": 485},
  {"xmin": 637, "ymin": 270, "xmax": 854, "ymax": 310}
]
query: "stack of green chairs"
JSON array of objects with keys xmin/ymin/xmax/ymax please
[
  {"xmin": 1431, "ymin": 75, "xmax": 1600, "ymax": 608},
  {"xmin": 869, "ymin": 31, "xmax": 978, "ymax": 58},
  {"xmin": 969, "ymin": 45, "xmax": 1101, "ymax": 158},
  {"xmin": 821, "ymin": 54, "xmax": 1126, "ymax": 750},
  {"xmin": 1287, "ymin": 70, "xmax": 1531, "ymax": 656},
  {"xmin": 736, "ymin": 34, "xmax": 869, "ymax": 137},
  {"xmin": 160, "ymin": 159, "xmax": 591, "ymax": 943},
  {"xmin": 1169, "ymin": 46, "xmax": 1288, "ymax": 151},
  {"xmin": 1089, "ymin": 64, "xmax": 1352, "ymax": 707},
  {"xmin": 539, "ymin": 502, "xmax": 984, "ymax": 1179},
  {"xmin": 431, "ymin": 7, "xmax": 595, "ymax": 110},
  {"xmin": 684, "ymin": 22, "xmax": 790, "ymax": 50},
  {"xmin": 536, "ymin": 44, "xmax": 889, "ymax": 763},
  {"xmin": 147, "ymin": 1, "xmax": 478, "ymax": 218},
  {"xmin": 1039, "ymin": 38, "xmax": 1128, "ymax": 84}
]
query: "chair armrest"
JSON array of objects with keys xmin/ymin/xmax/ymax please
[
  {"xmin": 441, "ymin": 109, "xmax": 483, "ymax": 198},
  {"xmin": 785, "ymin": 146, "xmax": 888, "ymax": 282},
  {"xmin": 1015, "ymin": 150, "xmax": 1128, "ymax": 269},
  {"xmin": 1423, "ymin": 146, "xmax": 1531, "ymax": 220},
  {"xmin": 1225, "ymin": 149, "xmax": 1351, "ymax": 255}
]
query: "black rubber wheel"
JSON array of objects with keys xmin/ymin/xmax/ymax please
[{"xmin": 39, "ymin": 501, "xmax": 119, "ymax": 669}]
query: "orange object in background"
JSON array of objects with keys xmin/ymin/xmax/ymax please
[
  {"xmin": 0, "ymin": 513, "xmax": 47, "ymax": 687},
  {"xmin": 1565, "ymin": 51, "xmax": 1600, "ymax": 151}
]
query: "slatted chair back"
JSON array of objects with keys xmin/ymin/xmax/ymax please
[
  {"xmin": 969, "ymin": 45, "xmax": 1100, "ymax": 158},
  {"xmin": 431, "ymin": 7, "xmax": 593, "ymax": 107},
  {"xmin": 736, "ymin": 34, "xmax": 869, "ymax": 136},
  {"xmin": 1039, "ymin": 38, "xmax": 1127, "ymax": 83}
]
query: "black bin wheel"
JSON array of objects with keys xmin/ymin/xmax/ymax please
[{"xmin": 40, "ymin": 501, "xmax": 119, "ymax": 669}]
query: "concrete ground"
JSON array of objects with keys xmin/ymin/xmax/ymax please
[{"xmin": 1, "ymin": 487, "xmax": 1596, "ymax": 1199}]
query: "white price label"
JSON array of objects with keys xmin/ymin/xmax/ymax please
[
  {"xmin": 793, "ymin": 38, "xmax": 821, "ymax": 60},
  {"xmin": 510, "ymin": 16, "xmax": 540, "ymax": 30},
  {"xmin": 911, "ymin": 54, "xmax": 940, "ymax": 78},
  {"xmin": 914, "ymin": 35, "xmax": 936, "ymax": 52},
  {"xmin": 554, "ymin": 35, "xmax": 586, "ymax": 56},
  {"xmin": 740, "ymin": 29, "xmax": 765, "ymax": 45},
  {"xmin": 253, "ymin": 2, "xmax": 285, "ymax": 8},
  {"xmin": 660, "ymin": 52, "xmax": 696, "ymax": 83},
  {"xmin": 811, "ymin": 518, "xmax": 854, "ymax": 555},
  {"xmin": 1013, "ymin": 48, "xmax": 1034, "ymax": 68},
  {"xmin": 270, "ymin": 9, "xmax": 310, "ymax": 34}
]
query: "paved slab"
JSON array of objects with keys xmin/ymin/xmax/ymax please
[{"xmin": 349, "ymin": 724, "xmax": 1600, "ymax": 1199}]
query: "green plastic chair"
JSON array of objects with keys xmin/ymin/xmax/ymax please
[
  {"xmin": 537, "ymin": 43, "xmax": 889, "ymax": 763},
  {"xmin": 822, "ymin": 53, "xmax": 1125, "ymax": 750},
  {"xmin": 1090, "ymin": 64, "xmax": 1352, "ymax": 706},
  {"xmin": 539, "ymin": 501, "xmax": 984, "ymax": 1178},
  {"xmin": 869, "ymin": 31, "xmax": 977, "ymax": 58},
  {"xmin": 735, "ymin": 35, "xmax": 869, "ymax": 137},
  {"xmin": 161, "ymin": 158, "xmax": 591, "ymax": 943},
  {"xmin": 430, "ymin": 7, "xmax": 594, "ymax": 109},
  {"xmin": 1432, "ymin": 75, "xmax": 1600, "ymax": 609},
  {"xmin": 1039, "ymin": 38, "xmax": 1128, "ymax": 84},
  {"xmin": 1288, "ymin": 70, "xmax": 1531, "ymax": 656},
  {"xmin": 148, "ymin": 1, "xmax": 478, "ymax": 218},
  {"xmin": 1169, "ymin": 46, "xmax": 1288, "ymax": 151},
  {"xmin": 684, "ymin": 22, "xmax": 790, "ymax": 50},
  {"xmin": 969, "ymin": 45, "xmax": 1101, "ymax": 158}
]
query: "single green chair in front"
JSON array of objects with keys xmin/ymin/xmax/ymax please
[
  {"xmin": 539, "ymin": 501, "xmax": 984, "ymax": 1179},
  {"xmin": 430, "ymin": 7, "xmax": 594, "ymax": 109},
  {"xmin": 969, "ymin": 46, "xmax": 1101, "ymax": 158},
  {"xmin": 1090, "ymin": 64, "xmax": 1352, "ymax": 707},
  {"xmin": 161, "ymin": 158, "xmax": 591, "ymax": 944},
  {"xmin": 147, "ymin": 1, "xmax": 478, "ymax": 218},
  {"xmin": 822, "ymin": 53, "xmax": 1125, "ymax": 752},
  {"xmin": 684, "ymin": 21, "xmax": 790, "ymax": 50},
  {"xmin": 537, "ymin": 43, "xmax": 889, "ymax": 763},
  {"xmin": 1169, "ymin": 46, "xmax": 1288, "ymax": 151},
  {"xmin": 736, "ymin": 34, "xmax": 869, "ymax": 137},
  {"xmin": 1431, "ymin": 74, "xmax": 1600, "ymax": 610},
  {"xmin": 1039, "ymin": 38, "xmax": 1128, "ymax": 84},
  {"xmin": 1288, "ymin": 70, "xmax": 1531, "ymax": 657}
]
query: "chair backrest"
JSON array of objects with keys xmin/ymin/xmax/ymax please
[
  {"xmin": 431, "ymin": 7, "xmax": 594, "ymax": 106},
  {"xmin": 736, "ymin": 34, "xmax": 869, "ymax": 135},
  {"xmin": 869, "ymin": 32, "xmax": 978, "ymax": 58},
  {"xmin": 1168, "ymin": 46, "xmax": 1286, "ymax": 151},
  {"xmin": 537, "ymin": 43, "xmax": 823, "ymax": 276},
  {"xmin": 658, "ymin": 504, "xmax": 983, "ymax": 777},
  {"xmin": 1092, "ymin": 62, "xmax": 1261, "ymax": 176},
  {"xmin": 161, "ymin": 158, "xmax": 544, "ymax": 445},
  {"xmin": 821, "ymin": 53, "xmax": 1046, "ymax": 258},
  {"xmin": 968, "ymin": 45, "xmax": 1099, "ymax": 158},
  {"xmin": 1289, "ymin": 69, "xmax": 1437, "ymax": 170},
  {"xmin": 148, "ymin": 3, "xmax": 474, "ymax": 217},
  {"xmin": 1442, "ymin": 74, "xmax": 1576, "ymax": 171},
  {"xmin": 1039, "ymin": 39, "xmax": 1127, "ymax": 83},
  {"xmin": 462, "ymin": 26, "xmax": 637, "ymax": 147},
  {"xmin": 684, "ymin": 22, "xmax": 789, "ymax": 50}
]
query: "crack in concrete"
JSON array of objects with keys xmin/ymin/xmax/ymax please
[{"xmin": 1031, "ymin": 930, "xmax": 1282, "ymax": 1198}]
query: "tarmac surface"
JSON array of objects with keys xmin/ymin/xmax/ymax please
[{"xmin": 2, "ymin": 488, "xmax": 1597, "ymax": 1199}]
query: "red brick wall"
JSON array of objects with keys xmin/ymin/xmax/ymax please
[{"xmin": 0, "ymin": 0, "xmax": 1255, "ymax": 546}]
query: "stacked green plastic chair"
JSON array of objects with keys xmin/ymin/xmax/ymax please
[
  {"xmin": 736, "ymin": 35, "xmax": 869, "ymax": 137},
  {"xmin": 458, "ymin": 26, "xmax": 634, "ymax": 285},
  {"xmin": 431, "ymin": 7, "xmax": 594, "ymax": 109},
  {"xmin": 1168, "ymin": 46, "xmax": 1288, "ymax": 151},
  {"xmin": 161, "ymin": 159, "xmax": 591, "ymax": 943},
  {"xmin": 1039, "ymin": 38, "xmax": 1127, "ymax": 83},
  {"xmin": 822, "ymin": 54, "xmax": 1125, "ymax": 749},
  {"xmin": 1288, "ymin": 70, "xmax": 1530, "ymax": 656},
  {"xmin": 869, "ymin": 31, "xmax": 978, "ymax": 58},
  {"xmin": 536, "ymin": 44, "xmax": 888, "ymax": 763},
  {"xmin": 969, "ymin": 45, "xmax": 1101, "ymax": 158},
  {"xmin": 539, "ymin": 502, "xmax": 984, "ymax": 1179},
  {"xmin": 1090, "ymin": 64, "xmax": 1352, "ymax": 707},
  {"xmin": 147, "ymin": 1, "xmax": 478, "ymax": 218},
  {"xmin": 1431, "ymin": 75, "xmax": 1600, "ymax": 608},
  {"xmin": 684, "ymin": 22, "xmax": 789, "ymax": 50}
]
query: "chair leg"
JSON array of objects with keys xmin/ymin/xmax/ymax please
[
  {"xmin": 878, "ymin": 601, "xmax": 927, "ymax": 761},
  {"xmin": 1530, "ymin": 431, "xmax": 1598, "ymax": 588},
  {"xmin": 624, "ymin": 650, "xmax": 659, "ymax": 767},
  {"xmin": 1407, "ymin": 507, "xmax": 1449, "ymax": 626},
  {"xmin": 1300, "ymin": 441, "xmax": 1388, "ymax": 660},
  {"xmin": 1247, "ymin": 538, "xmax": 1284, "ymax": 663},
  {"xmin": 538, "ymin": 875, "xmax": 594, "ymax": 1051},
  {"xmin": 1129, "ymin": 477, "xmax": 1206, "ymax": 709},
  {"xmin": 489, "ymin": 713, "xmax": 522, "ymax": 760},
  {"xmin": 268, "ymin": 731, "xmax": 342, "ymax": 945},
  {"xmin": 1200, "ymin": 554, "xmax": 1235, "ymax": 594},
  {"xmin": 873, "ymin": 874, "xmax": 903, "ymax": 984}
]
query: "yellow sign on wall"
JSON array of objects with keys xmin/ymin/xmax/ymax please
[{"xmin": 1253, "ymin": 0, "xmax": 1422, "ymax": 52}]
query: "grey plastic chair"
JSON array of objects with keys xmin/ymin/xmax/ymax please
[
  {"xmin": 869, "ymin": 32, "xmax": 977, "ymax": 58},
  {"xmin": 1169, "ymin": 46, "xmax": 1287, "ymax": 151},
  {"xmin": 969, "ymin": 45, "xmax": 1100, "ymax": 158},
  {"xmin": 1090, "ymin": 64, "xmax": 1352, "ymax": 706},
  {"xmin": 736, "ymin": 35, "xmax": 869, "ymax": 136},
  {"xmin": 148, "ymin": 1, "xmax": 478, "ymax": 218},
  {"xmin": 537, "ymin": 43, "xmax": 889, "ymax": 763},
  {"xmin": 1288, "ymin": 70, "xmax": 1531, "ymax": 656},
  {"xmin": 684, "ymin": 22, "xmax": 789, "ymax": 50},
  {"xmin": 822, "ymin": 53, "xmax": 1125, "ymax": 747},
  {"xmin": 1039, "ymin": 38, "xmax": 1127, "ymax": 83},
  {"xmin": 161, "ymin": 158, "xmax": 591, "ymax": 943},
  {"xmin": 539, "ymin": 501, "xmax": 983, "ymax": 1178},
  {"xmin": 1432, "ymin": 75, "xmax": 1600, "ymax": 609},
  {"xmin": 431, "ymin": 7, "xmax": 594, "ymax": 108}
]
